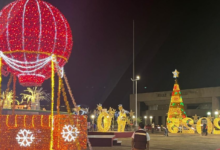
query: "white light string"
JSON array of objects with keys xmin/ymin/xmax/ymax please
[{"xmin": 0, "ymin": 51, "xmax": 52, "ymax": 75}]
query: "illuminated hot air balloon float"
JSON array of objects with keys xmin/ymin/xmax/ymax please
[{"xmin": 0, "ymin": 0, "xmax": 87, "ymax": 149}]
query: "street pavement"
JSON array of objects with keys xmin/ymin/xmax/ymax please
[{"xmin": 87, "ymin": 133, "xmax": 220, "ymax": 150}]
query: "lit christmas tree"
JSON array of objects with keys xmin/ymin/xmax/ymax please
[{"xmin": 167, "ymin": 70, "xmax": 187, "ymax": 131}]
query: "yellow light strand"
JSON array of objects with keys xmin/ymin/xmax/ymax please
[
  {"xmin": 57, "ymin": 76, "xmax": 61, "ymax": 149},
  {"xmin": 6, "ymin": 115, "xmax": 9, "ymax": 127},
  {"xmin": 32, "ymin": 115, "xmax": 35, "ymax": 127},
  {"xmin": 63, "ymin": 73, "xmax": 77, "ymax": 108},
  {"xmin": 41, "ymin": 115, "xmax": 43, "ymax": 127},
  {"xmin": 57, "ymin": 76, "xmax": 61, "ymax": 115},
  {"xmin": 15, "ymin": 115, "xmax": 17, "ymax": 127},
  {"xmin": 50, "ymin": 55, "xmax": 55, "ymax": 150},
  {"xmin": 24, "ymin": 115, "xmax": 26, "ymax": 127}
]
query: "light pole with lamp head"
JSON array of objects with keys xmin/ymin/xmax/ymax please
[
  {"xmin": 144, "ymin": 116, "xmax": 147, "ymax": 125},
  {"xmin": 207, "ymin": 112, "xmax": 211, "ymax": 117},
  {"xmin": 150, "ymin": 116, "xmax": 153, "ymax": 124},
  {"xmin": 214, "ymin": 111, "xmax": 219, "ymax": 118},
  {"xmin": 131, "ymin": 75, "xmax": 140, "ymax": 129},
  {"xmin": 91, "ymin": 115, "xmax": 95, "ymax": 124}
]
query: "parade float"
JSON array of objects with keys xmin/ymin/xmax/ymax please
[{"xmin": 0, "ymin": 0, "xmax": 87, "ymax": 149}]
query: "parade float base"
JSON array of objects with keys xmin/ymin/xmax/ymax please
[
  {"xmin": 88, "ymin": 131, "xmax": 133, "ymax": 147},
  {"xmin": 0, "ymin": 115, "xmax": 87, "ymax": 150}
]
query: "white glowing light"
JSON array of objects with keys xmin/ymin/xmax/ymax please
[
  {"xmin": 60, "ymin": 13, "xmax": 68, "ymax": 55},
  {"xmin": 61, "ymin": 125, "xmax": 79, "ymax": 142},
  {"xmin": 44, "ymin": 2, "xmax": 57, "ymax": 53},
  {"xmin": 0, "ymin": 52, "xmax": 52, "ymax": 74},
  {"xmin": 16, "ymin": 129, "xmax": 35, "ymax": 147},
  {"xmin": 22, "ymin": 0, "xmax": 30, "ymax": 61},
  {"xmin": 35, "ymin": 0, "xmax": 42, "ymax": 61},
  {"xmin": 7, "ymin": 2, "xmax": 17, "ymax": 56},
  {"xmin": 18, "ymin": 74, "xmax": 45, "ymax": 78}
]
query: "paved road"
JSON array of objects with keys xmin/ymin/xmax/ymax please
[{"xmin": 87, "ymin": 133, "xmax": 220, "ymax": 150}]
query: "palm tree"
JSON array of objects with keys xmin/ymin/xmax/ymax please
[
  {"xmin": 20, "ymin": 87, "xmax": 50, "ymax": 110},
  {"xmin": 0, "ymin": 90, "xmax": 19, "ymax": 109}
]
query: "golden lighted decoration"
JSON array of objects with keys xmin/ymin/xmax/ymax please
[
  {"xmin": 213, "ymin": 118, "xmax": 220, "ymax": 134},
  {"xmin": 50, "ymin": 56, "xmax": 55, "ymax": 150},
  {"xmin": 196, "ymin": 117, "xmax": 213, "ymax": 134},
  {"xmin": 172, "ymin": 69, "xmax": 179, "ymax": 78},
  {"xmin": 129, "ymin": 110, "xmax": 134, "ymax": 117},
  {"xmin": 97, "ymin": 104, "xmax": 102, "ymax": 111},
  {"xmin": 167, "ymin": 70, "xmax": 187, "ymax": 133},
  {"xmin": 97, "ymin": 104, "xmax": 112, "ymax": 132},
  {"xmin": 181, "ymin": 118, "xmax": 195, "ymax": 134},
  {"xmin": 1, "ymin": 90, "xmax": 19, "ymax": 109},
  {"xmin": 192, "ymin": 114, "xmax": 199, "ymax": 122},
  {"xmin": 167, "ymin": 118, "xmax": 179, "ymax": 133},
  {"xmin": 117, "ymin": 105, "xmax": 127, "ymax": 132},
  {"xmin": 0, "ymin": 74, "xmax": 13, "ymax": 114}
]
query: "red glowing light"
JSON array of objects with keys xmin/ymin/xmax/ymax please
[{"xmin": 0, "ymin": 0, "xmax": 73, "ymax": 86}]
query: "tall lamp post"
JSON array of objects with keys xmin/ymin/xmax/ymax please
[
  {"xmin": 150, "ymin": 116, "xmax": 153, "ymax": 124},
  {"xmin": 214, "ymin": 111, "xmax": 219, "ymax": 118},
  {"xmin": 144, "ymin": 116, "xmax": 147, "ymax": 125},
  {"xmin": 207, "ymin": 112, "xmax": 211, "ymax": 117},
  {"xmin": 91, "ymin": 115, "xmax": 95, "ymax": 124},
  {"xmin": 131, "ymin": 75, "xmax": 140, "ymax": 129}
]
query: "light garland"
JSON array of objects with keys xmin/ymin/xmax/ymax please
[
  {"xmin": 63, "ymin": 72, "xmax": 77, "ymax": 108},
  {"xmin": 50, "ymin": 55, "xmax": 55, "ymax": 150},
  {"xmin": 57, "ymin": 77, "xmax": 61, "ymax": 115},
  {"xmin": 2, "ymin": 50, "xmax": 67, "ymax": 61}
]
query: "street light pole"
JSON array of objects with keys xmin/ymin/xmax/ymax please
[
  {"xmin": 144, "ymin": 116, "xmax": 147, "ymax": 125},
  {"xmin": 131, "ymin": 75, "xmax": 140, "ymax": 129}
]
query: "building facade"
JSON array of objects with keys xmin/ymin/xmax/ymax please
[{"xmin": 130, "ymin": 86, "xmax": 220, "ymax": 126}]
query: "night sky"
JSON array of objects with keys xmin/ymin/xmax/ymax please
[{"xmin": 1, "ymin": 0, "xmax": 220, "ymax": 111}]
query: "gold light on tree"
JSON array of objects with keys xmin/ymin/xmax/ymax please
[
  {"xmin": 20, "ymin": 87, "xmax": 50, "ymax": 110},
  {"xmin": 0, "ymin": 90, "xmax": 19, "ymax": 109},
  {"xmin": 96, "ymin": 104, "xmax": 112, "ymax": 132},
  {"xmin": 117, "ymin": 104, "xmax": 127, "ymax": 132}
]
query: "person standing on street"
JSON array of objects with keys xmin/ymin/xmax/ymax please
[
  {"xmin": 131, "ymin": 123, "xmax": 150, "ymax": 150},
  {"xmin": 151, "ymin": 123, "xmax": 155, "ymax": 134},
  {"xmin": 164, "ymin": 126, "xmax": 168, "ymax": 137}
]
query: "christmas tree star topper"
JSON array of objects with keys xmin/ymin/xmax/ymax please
[{"xmin": 172, "ymin": 69, "xmax": 180, "ymax": 78}]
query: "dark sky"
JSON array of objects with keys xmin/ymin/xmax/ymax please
[{"xmin": 1, "ymin": 0, "xmax": 220, "ymax": 110}]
